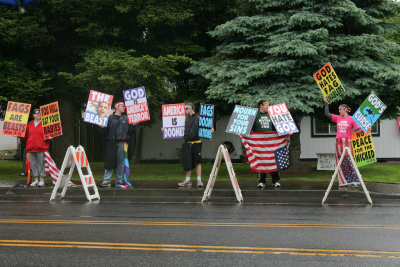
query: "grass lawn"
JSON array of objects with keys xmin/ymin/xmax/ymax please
[{"xmin": 0, "ymin": 160, "xmax": 399, "ymax": 183}]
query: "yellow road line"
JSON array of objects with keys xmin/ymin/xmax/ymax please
[
  {"xmin": 0, "ymin": 240, "xmax": 399, "ymax": 259},
  {"xmin": 1, "ymin": 219, "xmax": 400, "ymax": 229}
]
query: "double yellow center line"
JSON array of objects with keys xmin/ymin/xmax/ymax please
[
  {"xmin": 0, "ymin": 240, "xmax": 399, "ymax": 258},
  {"xmin": 1, "ymin": 219, "xmax": 400, "ymax": 229}
]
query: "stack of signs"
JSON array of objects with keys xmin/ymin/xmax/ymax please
[
  {"xmin": 162, "ymin": 104, "xmax": 185, "ymax": 139},
  {"xmin": 1, "ymin": 101, "xmax": 31, "ymax": 137},
  {"xmin": 198, "ymin": 104, "xmax": 214, "ymax": 139},
  {"xmin": 226, "ymin": 105, "xmax": 258, "ymax": 136},
  {"xmin": 123, "ymin": 86, "xmax": 150, "ymax": 124},
  {"xmin": 40, "ymin": 101, "xmax": 62, "ymax": 138},
  {"xmin": 313, "ymin": 62, "xmax": 345, "ymax": 103},
  {"xmin": 267, "ymin": 103, "xmax": 299, "ymax": 136},
  {"xmin": 83, "ymin": 90, "xmax": 113, "ymax": 126},
  {"xmin": 351, "ymin": 130, "xmax": 376, "ymax": 167},
  {"xmin": 353, "ymin": 91, "xmax": 386, "ymax": 133}
]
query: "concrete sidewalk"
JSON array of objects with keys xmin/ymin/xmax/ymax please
[
  {"xmin": 1, "ymin": 179, "xmax": 400, "ymax": 194},
  {"xmin": 0, "ymin": 179, "xmax": 399, "ymax": 205}
]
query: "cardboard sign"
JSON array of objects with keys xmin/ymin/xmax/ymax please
[
  {"xmin": 353, "ymin": 91, "xmax": 386, "ymax": 133},
  {"xmin": 351, "ymin": 130, "xmax": 376, "ymax": 167},
  {"xmin": 162, "ymin": 104, "xmax": 185, "ymax": 139},
  {"xmin": 313, "ymin": 62, "xmax": 345, "ymax": 103},
  {"xmin": 226, "ymin": 105, "xmax": 258, "ymax": 136},
  {"xmin": 267, "ymin": 103, "xmax": 299, "ymax": 136},
  {"xmin": 198, "ymin": 104, "xmax": 214, "ymax": 139},
  {"xmin": 40, "ymin": 101, "xmax": 62, "ymax": 138},
  {"xmin": 123, "ymin": 86, "xmax": 150, "ymax": 124},
  {"xmin": 1, "ymin": 101, "xmax": 31, "ymax": 137},
  {"xmin": 83, "ymin": 90, "xmax": 113, "ymax": 126}
]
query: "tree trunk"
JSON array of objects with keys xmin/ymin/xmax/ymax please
[
  {"xmin": 49, "ymin": 97, "xmax": 75, "ymax": 165},
  {"xmin": 132, "ymin": 126, "xmax": 143, "ymax": 164},
  {"xmin": 289, "ymin": 131, "xmax": 301, "ymax": 166}
]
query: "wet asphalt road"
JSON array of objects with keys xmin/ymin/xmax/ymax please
[{"xmin": 1, "ymin": 192, "xmax": 400, "ymax": 267}]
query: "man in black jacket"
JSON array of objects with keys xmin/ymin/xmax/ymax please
[
  {"xmin": 178, "ymin": 102, "xmax": 214, "ymax": 187},
  {"xmin": 99, "ymin": 102, "xmax": 135, "ymax": 187}
]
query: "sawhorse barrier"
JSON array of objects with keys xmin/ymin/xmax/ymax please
[
  {"xmin": 50, "ymin": 145, "xmax": 100, "ymax": 202},
  {"xmin": 322, "ymin": 147, "xmax": 372, "ymax": 205},
  {"xmin": 202, "ymin": 144, "xmax": 243, "ymax": 203}
]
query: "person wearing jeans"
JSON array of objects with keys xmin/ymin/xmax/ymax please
[{"xmin": 99, "ymin": 102, "xmax": 135, "ymax": 187}]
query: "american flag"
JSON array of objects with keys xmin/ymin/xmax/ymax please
[
  {"xmin": 240, "ymin": 131, "xmax": 289, "ymax": 173},
  {"xmin": 44, "ymin": 152, "xmax": 80, "ymax": 187},
  {"xmin": 274, "ymin": 146, "xmax": 290, "ymax": 170},
  {"xmin": 340, "ymin": 156, "xmax": 359, "ymax": 184}
]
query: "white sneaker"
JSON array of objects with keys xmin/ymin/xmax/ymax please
[
  {"xmin": 274, "ymin": 182, "xmax": 281, "ymax": 188},
  {"xmin": 258, "ymin": 183, "xmax": 265, "ymax": 188},
  {"xmin": 178, "ymin": 180, "xmax": 192, "ymax": 187},
  {"xmin": 30, "ymin": 180, "xmax": 38, "ymax": 187},
  {"xmin": 38, "ymin": 180, "xmax": 45, "ymax": 187},
  {"xmin": 197, "ymin": 180, "xmax": 203, "ymax": 187}
]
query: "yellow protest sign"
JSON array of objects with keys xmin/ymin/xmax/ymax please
[
  {"xmin": 1, "ymin": 101, "xmax": 31, "ymax": 137},
  {"xmin": 313, "ymin": 62, "xmax": 345, "ymax": 103},
  {"xmin": 40, "ymin": 101, "xmax": 63, "ymax": 138},
  {"xmin": 351, "ymin": 130, "xmax": 376, "ymax": 167}
]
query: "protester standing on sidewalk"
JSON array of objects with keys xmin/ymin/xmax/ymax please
[
  {"xmin": 162, "ymin": 103, "xmax": 214, "ymax": 187},
  {"xmin": 323, "ymin": 96, "xmax": 359, "ymax": 186},
  {"xmin": 22, "ymin": 108, "xmax": 51, "ymax": 187},
  {"xmin": 99, "ymin": 102, "xmax": 135, "ymax": 187},
  {"xmin": 251, "ymin": 100, "xmax": 286, "ymax": 189}
]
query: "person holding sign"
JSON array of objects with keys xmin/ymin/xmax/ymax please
[
  {"xmin": 165, "ymin": 103, "xmax": 214, "ymax": 187},
  {"xmin": 323, "ymin": 96, "xmax": 359, "ymax": 186},
  {"xmin": 98, "ymin": 102, "xmax": 135, "ymax": 187},
  {"xmin": 22, "ymin": 109, "xmax": 51, "ymax": 187},
  {"xmin": 249, "ymin": 100, "xmax": 290, "ymax": 188}
]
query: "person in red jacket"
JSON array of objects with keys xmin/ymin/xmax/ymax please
[{"xmin": 23, "ymin": 108, "xmax": 50, "ymax": 187}]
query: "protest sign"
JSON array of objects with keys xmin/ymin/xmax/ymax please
[
  {"xmin": 351, "ymin": 130, "xmax": 376, "ymax": 168},
  {"xmin": 267, "ymin": 103, "xmax": 299, "ymax": 136},
  {"xmin": 162, "ymin": 103, "xmax": 185, "ymax": 139},
  {"xmin": 313, "ymin": 62, "xmax": 345, "ymax": 103},
  {"xmin": 198, "ymin": 104, "xmax": 214, "ymax": 139},
  {"xmin": 353, "ymin": 91, "xmax": 386, "ymax": 133},
  {"xmin": 123, "ymin": 86, "xmax": 150, "ymax": 124},
  {"xmin": 1, "ymin": 101, "xmax": 31, "ymax": 137},
  {"xmin": 83, "ymin": 90, "xmax": 113, "ymax": 127},
  {"xmin": 226, "ymin": 105, "xmax": 258, "ymax": 136},
  {"xmin": 40, "ymin": 101, "xmax": 62, "ymax": 138}
]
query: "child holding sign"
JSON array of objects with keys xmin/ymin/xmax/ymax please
[{"xmin": 323, "ymin": 96, "xmax": 359, "ymax": 186}]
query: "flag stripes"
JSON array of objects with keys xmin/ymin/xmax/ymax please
[{"xmin": 240, "ymin": 131, "xmax": 288, "ymax": 173}]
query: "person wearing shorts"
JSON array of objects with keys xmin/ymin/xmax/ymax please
[{"xmin": 178, "ymin": 102, "xmax": 214, "ymax": 187}]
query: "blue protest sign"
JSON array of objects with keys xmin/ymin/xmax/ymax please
[
  {"xmin": 198, "ymin": 104, "xmax": 214, "ymax": 139},
  {"xmin": 353, "ymin": 91, "xmax": 386, "ymax": 133},
  {"xmin": 226, "ymin": 105, "xmax": 258, "ymax": 136}
]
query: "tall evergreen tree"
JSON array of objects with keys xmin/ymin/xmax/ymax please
[{"xmin": 189, "ymin": 0, "xmax": 400, "ymax": 117}]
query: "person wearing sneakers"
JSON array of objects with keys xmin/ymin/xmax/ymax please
[
  {"xmin": 98, "ymin": 102, "xmax": 135, "ymax": 187},
  {"xmin": 177, "ymin": 103, "xmax": 213, "ymax": 187},
  {"xmin": 22, "ymin": 108, "xmax": 51, "ymax": 187},
  {"xmin": 253, "ymin": 100, "xmax": 284, "ymax": 189}
]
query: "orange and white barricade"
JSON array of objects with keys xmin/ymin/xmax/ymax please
[{"xmin": 50, "ymin": 145, "xmax": 100, "ymax": 202}]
